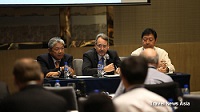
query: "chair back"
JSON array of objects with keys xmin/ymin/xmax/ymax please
[
  {"xmin": 176, "ymin": 94, "xmax": 200, "ymax": 112},
  {"xmin": 144, "ymin": 82, "xmax": 181, "ymax": 102},
  {"xmin": 44, "ymin": 86, "xmax": 78, "ymax": 111},
  {"xmin": 78, "ymin": 97, "xmax": 87, "ymax": 112},
  {"xmin": 73, "ymin": 59, "xmax": 83, "ymax": 76}
]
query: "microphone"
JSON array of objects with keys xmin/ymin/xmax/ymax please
[{"xmin": 104, "ymin": 54, "xmax": 109, "ymax": 60}]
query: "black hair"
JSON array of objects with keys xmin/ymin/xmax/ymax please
[
  {"xmin": 83, "ymin": 93, "xmax": 115, "ymax": 112},
  {"xmin": 141, "ymin": 28, "xmax": 157, "ymax": 40},
  {"xmin": 120, "ymin": 56, "xmax": 148, "ymax": 85}
]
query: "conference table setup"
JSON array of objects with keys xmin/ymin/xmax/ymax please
[
  {"xmin": 44, "ymin": 75, "xmax": 121, "ymax": 94},
  {"xmin": 43, "ymin": 72, "xmax": 191, "ymax": 95}
]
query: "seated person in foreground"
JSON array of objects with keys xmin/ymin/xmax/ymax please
[
  {"xmin": 114, "ymin": 48, "xmax": 173, "ymax": 98},
  {"xmin": 83, "ymin": 93, "xmax": 116, "ymax": 112},
  {"xmin": 82, "ymin": 33, "xmax": 121, "ymax": 76},
  {"xmin": 131, "ymin": 28, "xmax": 175, "ymax": 73},
  {"xmin": 0, "ymin": 81, "xmax": 10, "ymax": 103},
  {"xmin": 0, "ymin": 58, "xmax": 67, "ymax": 112},
  {"xmin": 113, "ymin": 56, "xmax": 172, "ymax": 112},
  {"xmin": 37, "ymin": 37, "xmax": 74, "ymax": 78}
]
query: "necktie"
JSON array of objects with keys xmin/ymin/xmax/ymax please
[
  {"xmin": 101, "ymin": 57, "xmax": 105, "ymax": 67},
  {"xmin": 55, "ymin": 61, "xmax": 60, "ymax": 68}
]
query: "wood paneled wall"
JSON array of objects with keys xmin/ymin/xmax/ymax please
[
  {"xmin": 114, "ymin": 0, "xmax": 200, "ymax": 45},
  {"xmin": 1, "ymin": 0, "xmax": 200, "ymax": 94},
  {"xmin": 0, "ymin": 42, "xmax": 199, "ymax": 93}
]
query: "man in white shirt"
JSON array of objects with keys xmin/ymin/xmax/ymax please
[
  {"xmin": 114, "ymin": 48, "xmax": 173, "ymax": 98},
  {"xmin": 141, "ymin": 48, "xmax": 174, "ymax": 84},
  {"xmin": 113, "ymin": 56, "xmax": 172, "ymax": 112},
  {"xmin": 131, "ymin": 28, "xmax": 175, "ymax": 73}
]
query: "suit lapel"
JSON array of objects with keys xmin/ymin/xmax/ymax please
[
  {"xmin": 93, "ymin": 48, "xmax": 99, "ymax": 67},
  {"xmin": 106, "ymin": 51, "xmax": 114, "ymax": 65},
  {"xmin": 60, "ymin": 56, "xmax": 65, "ymax": 67},
  {"xmin": 48, "ymin": 53, "xmax": 56, "ymax": 69}
]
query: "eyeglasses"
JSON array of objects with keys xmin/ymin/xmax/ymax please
[{"xmin": 96, "ymin": 44, "xmax": 108, "ymax": 49}]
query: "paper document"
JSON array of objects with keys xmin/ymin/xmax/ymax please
[
  {"xmin": 104, "ymin": 74, "xmax": 120, "ymax": 77},
  {"xmin": 76, "ymin": 76, "xmax": 93, "ymax": 78}
]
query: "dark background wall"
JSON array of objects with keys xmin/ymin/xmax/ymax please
[{"xmin": 0, "ymin": 7, "xmax": 60, "ymax": 44}]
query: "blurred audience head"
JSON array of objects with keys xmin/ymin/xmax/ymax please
[
  {"xmin": 13, "ymin": 58, "xmax": 43, "ymax": 90},
  {"xmin": 140, "ymin": 48, "xmax": 159, "ymax": 67},
  {"xmin": 95, "ymin": 33, "xmax": 109, "ymax": 56},
  {"xmin": 48, "ymin": 37, "xmax": 65, "ymax": 60},
  {"xmin": 83, "ymin": 93, "xmax": 115, "ymax": 112},
  {"xmin": 141, "ymin": 28, "xmax": 157, "ymax": 49},
  {"xmin": 120, "ymin": 56, "xmax": 148, "ymax": 88}
]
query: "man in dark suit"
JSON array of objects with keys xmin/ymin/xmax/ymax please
[
  {"xmin": 0, "ymin": 81, "xmax": 9, "ymax": 103},
  {"xmin": 0, "ymin": 58, "xmax": 67, "ymax": 112},
  {"xmin": 37, "ymin": 37, "xmax": 74, "ymax": 78},
  {"xmin": 82, "ymin": 33, "xmax": 121, "ymax": 76}
]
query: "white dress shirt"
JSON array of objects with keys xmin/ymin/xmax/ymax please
[
  {"xmin": 131, "ymin": 46, "xmax": 175, "ymax": 73},
  {"xmin": 113, "ymin": 67, "xmax": 173, "ymax": 99},
  {"xmin": 114, "ymin": 88, "xmax": 173, "ymax": 112}
]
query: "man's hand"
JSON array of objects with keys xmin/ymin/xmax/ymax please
[
  {"xmin": 68, "ymin": 67, "xmax": 75, "ymax": 75},
  {"xmin": 104, "ymin": 63, "xmax": 115, "ymax": 72},
  {"xmin": 157, "ymin": 59, "xmax": 169, "ymax": 73},
  {"xmin": 46, "ymin": 72, "xmax": 60, "ymax": 78},
  {"xmin": 115, "ymin": 67, "xmax": 120, "ymax": 74},
  {"xmin": 60, "ymin": 66, "xmax": 75, "ymax": 76}
]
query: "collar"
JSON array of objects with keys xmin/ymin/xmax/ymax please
[
  {"xmin": 148, "ymin": 65, "xmax": 156, "ymax": 69},
  {"xmin": 97, "ymin": 54, "xmax": 110, "ymax": 61},
  {"xmin": 21, "ymin": 84, "xmax": 42, "ymax": 91},
  {"xmin": 142, "ymin": 46, "xmax": 156, "ymax": 51},
  {"xmin": 97, "ymin": 54, "xmax": 103, "ymax": 61},
  {"xmin": 26, "ymin": 81, "xmax": 38, "ymax": 85},
  {"xmin": 20, "ymin": 81, "xmax": 41, "ymax": 91},
  {"xmin": 51, "ymin": 56, "xmax": 61, "ymax": 63},
  {"xmin": 125, "ymin": 84, "xmax": 144, "ymax": 92}
]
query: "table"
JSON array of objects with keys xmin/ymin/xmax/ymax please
[
  {"xmin": 44, "ymin": 76, "xmax": 121, "ymax": 94},
  {"xmin": 43, "ymin": 73, "xmax": 190, "ymax": 94}
]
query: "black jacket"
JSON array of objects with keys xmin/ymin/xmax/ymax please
[
  {"xmin": 0, "ymin": 85, "xmax": 67, "ymax": 112},
  {"xmin": 82, "ymin": 48, "xmax": 121, "ymax": 76},
  {"xmin": 37, "ymin": 53, "xmax": 73, "ymax": 77}
]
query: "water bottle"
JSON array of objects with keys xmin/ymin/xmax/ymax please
[
  {"xmin": 93, "ymin": 89, "xmax": 100, "ymax": 93},
  {"xmin": 168, "ymin": 98, "xmax": 176, "ymax": 111},
  {"xmin": 54, "ymin": 80, "xmax": 60, "ymax": 87},
  {"xmin": 168, "ymin": 98, "xmax": 173, "ymax": 103},
  {"xmin": 64, "ymin": 62, "xmax": 70, "ymax": 78},
  {"xmin": 97, "ymin": 60, "xmax": 103, "ymax": 77},
  {"xmin": 182, "ymin": 84, "xmax": 190, "ymax": 95}
]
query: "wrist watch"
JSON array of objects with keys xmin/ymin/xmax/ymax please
[
  {"xmin": 59, "ymin": 67, "xmax": 62, "ymax": 71},
  {"xmin": 57, "ymin": 71, "xmax": 61, "ymax": 75}
]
